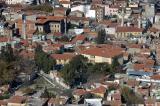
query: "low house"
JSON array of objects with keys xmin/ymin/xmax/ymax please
[
  {"xmin": 51, "ymin": 53, "xmax": 75, "ymax": 65},
  {"xmin": 144, "ymin": 98, "xmax": 156, "ymax": 106},
  {"xmin": 43, "ymin": 43, "xmax": 64, "ymax": 54},
  {"xmin": 0, "ymin": 100, "xmax": 7, "ymax": 106},
  {"xmin": 69, "ymin": 10, "xmax": 84, "ymax": 17},
  {"xmin": 90, "ymin": 86, "xmax": 107, "ymax": 98},
  {"xmin": 84, "ymin": 99, "xmax": 102, "ymax": 106},
  {"xmin": 127, "ymin": 44, "xmax": 143, "ymax": 54},
  {"xmin": 116, "ymin": 27, "xmax": 144, "ymax": 39},
  {"xmin": 80, "ymin": 45, "xmax": 123, "ymax": 64},
  {"xmin": 53, "ymin": 7, "xmax": 70, "ymax": 16},
  {"xmin": 35, "ymin": 16, "xmax": 66, "ymax": 34},
  {"xmin": 106, "ymin": 90, "xmax": 122, "ymax": 106},
  {"xmin": 73, "ymin": 89, "xmax": 89, "ymax": 100},
  {"xmin": 67, "ymin": 16, "xmax": 89, "ymax": 27},
  {"xmin": 0, "ymin": 37, "xmax": 18, "ymax": 50},
  {"xmin": 71, "ymin": 35, "xmax": 86, "ymax": 45},
  {"xmin": 148, "ymin": 27, "xmax": 160, "ymax": 38},
  {"xmin": 8, "ymin": 96, "xmax": 27, "ymax": 106}
]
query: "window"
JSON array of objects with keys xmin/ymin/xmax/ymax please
[{"xmin": 90, "ymin": 55, "xmax": 95, "ymax": 58}]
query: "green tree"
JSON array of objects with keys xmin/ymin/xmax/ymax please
[
  {"xmin": 0, "ymin": 44, "xmax": 15, "ymax": 63},
  {"xmin": 96, "ymin": 29, "xmax": 106, "ymax": 44},
  {"xmin": 60, "ymin": 55, "xmax": 88, "ymax": 87},
  {"xmin": 0, "ymin": 60, "xmax": 15, "ymax": 85},
  {"xmin": 88, "ymin": 63, "xmax": 111, "ymax": 74},
  {"xmin": 34, "ymin": 45, "xmax": 56, "ymax": 73},
  {"xmin": 24, "ymin": 3, "xmax": 53, "ymax": 13},
  {"xmin": 121, "ymin": 86, "xmax": 144, "ymax": 105},
  {"xmin": 111, "ymin": 57, "xmax": 120, "ymax": 72},
  {"xmin": 40, "ymin": 88, "xmax": 56, "ymax": 98}
]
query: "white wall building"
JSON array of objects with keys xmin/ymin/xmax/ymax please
[
  {"xmin": 105, "ymin": 27, "xmax": 116, "ymax": 35},
  {"xmin": 71, "ymin": 5, "xmax": 96, "ymax": 19},
  {"xmin": 104, "ymin": 5, "xmax": 119, "ymax": 16},
  {"xmin": 5, "ymin": 0, "xmax": 34, "ymax": 4},
  {"xmin": 84, "ymin": 99, "xmax": 102, "ymax": 106}
]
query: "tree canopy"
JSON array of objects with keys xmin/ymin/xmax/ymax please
[
  {"xmin": 24, "ymin": 3, "xmax": 53, "ymax": 13},
  {"xmin": 34, "ymin": 44, "xmax": 56, "ymax": 73},
  {"xmin": 60, "ymin": 55, "xmax": 121, "ymax": 87},
  {"xmin": 96, "ymin": 29, "xmax": 106, "ymax": 44},
  {"xmin": 0, "ymin": 44, "xmax": 17, "ymax": 85},
  {"xmin": 0, "ymin": 60, "xmax": 16, "ymax": 85},
  {"xmin": 60, "ymin": 55, "xmax": 88, "ymax": 87},
  {"xmin": 0, "ymin": 44, "xmax": 15, "ymax": 63},
  {"xmin": 121, "ymin": 86, "xmax": 144, "ymax": 105},
  {"xmin": 88, "ymin": 63, "xmax": 111, "ymax": 74}
]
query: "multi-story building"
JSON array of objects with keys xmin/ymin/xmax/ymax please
[
  {"xmin": 80, "ymin": 45, "xmax": 123, "ymax": 64},
  {"xmin": 91, "ymin": 4, "xmax": 104, "ymax": 22},
  {"xmin": 15, "ymin": 19, "xmax": 36, "ymax": 37},
  {"xmin": 35, "ymin": 16, "xmax": 66, "ymax": 34},
  {"xmin": 105, "ymin": 5, "xmax": 119, "ymax": 16},
  {"xmin": 115, "ymin": 27, "xmax": 144, "ymax": 39},
  {"xmin": 5, "ymin": 0, "xmax": 34, "ymax": 4}
]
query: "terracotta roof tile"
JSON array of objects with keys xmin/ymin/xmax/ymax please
[
  {"xmin": 116, "ymin": 27, "xmax": 143, "ymax": 32},
  {"xmin": 73, "ymin": 89, "xmax": 88, "ymax": 96},
  {"xmin": 8, "ymin": 96, "xmax": 26, "ymax": 104},
  {"xmin": 91, "ymin": 86, "xmax": 107, "ymax": 94},
  {"xmin": 51, "ymin": 53, "xmax": 75, "ymax": 60},
  {"xmin": 71, "ymin": 35, "xmax": 86, "ymax": 43},
  {"xmin": 151, "ymin": 74, "xmax": 160, "ymax": 80},
  {"xmin": 0, "ymin": 37, "xmax": 9, "ymax": 42},
  {"xmin": 80, "ymin": 45, "xmax": 123, "ymax": 58},
  {"xmin": 36, "ymin": 16, "xmax": 65, "ymax": 24},
  {"xmin": 149, "ymin": 27, "xmax": 159, "ymax": 33}
]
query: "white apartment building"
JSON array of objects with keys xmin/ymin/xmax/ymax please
[{"xmin": 5, "ymin": 0, "xmax": 34, "ymax": 4}]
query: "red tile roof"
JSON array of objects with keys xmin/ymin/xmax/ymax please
[
  {"xmin": 73, "ymin": 89, "xmax": 88, "ymax": 96},
  {"xmin": 8, "ymin": 96, "xmax": 26, "ymax": 104},
  {"xmin": 149, "ymin": 27, "xmax": 159, "ymax": 33},
  {"xmin": 0, "ymin": 100, "xmax": 7, "ymax": 105},
  {"xmin": 133, "ymin": 63, "xmax": 145, "ymax": 70},
  {"xmin": 80, "ymin": 46, "xmax": 123, "ymax": 58},
  {"xmin": 36, "ymin": 16, "xmax": 65, "ymax": 24},
  {"xmin": 116, "ymin": 27, "xmax": 143, "ymax": 32},
  {"xmin": 151, "ymin": 74, "xmax": 160, "ymax": 80},
  {"xmin": 71, "ymin": 35, "xmax": 86, "ymax": 43},
  {"xmin": 51, "ymin": 53, "xmax": 75, "ymax": 60},
  {"xmin": 91, "ymin": 86, "xmax": 107, "ymax": 94},
  {"xmin": 0, "ymin": 37, "xmax": 9, "ymax": 42},
  {"xmin": 67, "ymin": 16, "xmax": 89, "ymax": 22},
  {"xmin": 20, "ymin": 39, "xmax": 29, "ymax": 47}
]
